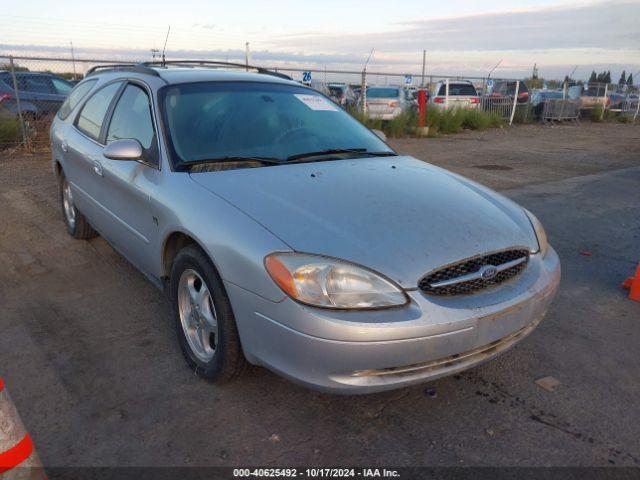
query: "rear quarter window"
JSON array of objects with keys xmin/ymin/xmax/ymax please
[{"xmin": 58, "ymin": 79, "xmax": 97, "ymax": 120}]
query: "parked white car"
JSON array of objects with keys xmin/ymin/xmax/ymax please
[{"xmin": 430, "ymin": 80, "xmax": 480, "ymax": 110}]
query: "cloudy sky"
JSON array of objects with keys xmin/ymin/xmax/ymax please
[{"xmin": 2, "ymin": 0, "xmax": 639, "ymax": 80}]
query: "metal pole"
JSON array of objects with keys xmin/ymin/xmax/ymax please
[
  {"xmin": 509, "ymin": 80, "xmax": 520, "ymax": 125},
  {"xmin": 361, "ymin": 70, "xmax": 367, "ymax": 115},
  {"xmin": 633, "ymin": 96, "xmax": 640, "ymax": 122},
  {"xmin": 421, "ymin": 50, "xmax": 426, "ymax": 88},
  {"xmin": 9, "ymin": 57, "xmax": 28, "ymax": 149},
  {"xmin": 70, "ymin": 41, "xmax": 77, "ymax": 80},
  {"xmin": 601, "ymin": 83, "xmax": 608, "ymax": 121},
  {"xmin": 245, "ymin": 42, "xmax": 250, "ymax": 72},
  {"xmin": 445, "ymin": 78, "xmax": 449, "ymax": 110}
]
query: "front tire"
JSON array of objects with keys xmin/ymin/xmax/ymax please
[
  {"xmin": 170, "ymin": 245, "xmax": 247, "ymax": 382},
  {"xmin": 59, "ymin": 172, "xmax": 98, "ymax": 240}
]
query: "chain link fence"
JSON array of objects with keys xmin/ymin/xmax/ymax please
[{"xmin": 1, "ymin": 54, "xmax": 639, "ymax": 154}]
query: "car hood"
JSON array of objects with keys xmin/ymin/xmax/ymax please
[{"xmin": 190, "ymin": 156, "xmax": 537, "ymax": 288}]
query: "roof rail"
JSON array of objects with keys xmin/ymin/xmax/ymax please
[
  {"xmin": 86, "ymin": 64, "xmax": 161, "ymax": 77},
  {"xmin": 140, "ymin": 60, "xmax": 292, "ymax": 81}
]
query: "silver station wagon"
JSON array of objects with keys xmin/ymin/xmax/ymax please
[{"xmin": 50, "ymin": 61, "xmax": 560, "ymax": 394}]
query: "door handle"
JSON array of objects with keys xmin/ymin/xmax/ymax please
[
  {"xmin": 93, "ymin": 160, "xmax": 103, "ymax": 177},
  {"xmin": 61, "ymin": 141, "xmax": 68, "ymax": 152}
]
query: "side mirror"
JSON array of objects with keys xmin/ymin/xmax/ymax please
[
  {"xmin": 372, "ymin": 129, "xmax": 387, "ymax": 142},
  {"xmin": 104, "ymin": 139, "xmax": 143, "ymax": 160}
]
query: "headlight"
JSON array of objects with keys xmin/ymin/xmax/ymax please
[
  {"xmin": 524, "ymin": 209, "xmax": 548, "ymax": 257},
  {"xmin": 264, "ymin": 253, "xmax": 408, "ymax": 310}
]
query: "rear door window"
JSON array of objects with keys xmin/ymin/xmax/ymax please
[
  {"xmin": 52, "ymin": 78, "xmax": 73, "ymax": 95},
  {"xmin": 22, "ymin": 75, "xmax": 55, "ymax": 94},
  {"xmin": 75, "ymin": 82, "xmax": 123, "ymax": 141}
]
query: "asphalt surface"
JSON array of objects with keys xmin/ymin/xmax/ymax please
[{"xmin": 0, "ymin": 123, "xmax": 639, "ymax": 467}]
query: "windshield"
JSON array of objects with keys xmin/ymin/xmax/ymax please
[
  {"xmin": 367, "ymin": 88, "xmax": 400, "ymax": 99},
  {"xmin": 160, "ymin": 82, "xmax": 392, "ymax": 165}
]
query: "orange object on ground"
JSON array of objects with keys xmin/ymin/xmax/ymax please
[
  {"xmin": 622, "ymin": 263, "xmax": 640, "ymax": 302},
  {"xmin": 0, "ymin": 378, "xmax": 45, "ymax": 479}
]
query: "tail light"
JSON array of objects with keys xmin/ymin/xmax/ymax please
[
  {"xmin": 0, "ymin": 93, "xmax": 11, "ymax": 103},
  {"xmin": 434, "ymin": 97, "xmax": 445, "ymax": 104},
  {"xmin": 470, "ymin": 97, "xmax": 480, "ymax": 104}
]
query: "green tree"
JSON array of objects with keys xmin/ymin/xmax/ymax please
[
  {"xmin": 605, "ymin": 71, "xmax": 611, "ymax": 84},
  {"xmin": 589, "ymin": 71, "xmax": 597, "ymax": 83},
  {"xmin": 627, "ymin": 73, "xmax": 634, "ymax": 86},
  {"xmin": 618, "ymin": 70, "xmax": 626, "ymax": 85}
]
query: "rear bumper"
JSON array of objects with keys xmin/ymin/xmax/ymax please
[
  {"xmin": 367, "ymin": 108, "xmax": 403, "ymax": 120},
  {"xmin": 226, "ymin": 247, "xmax": 560, "ymax": 394}
]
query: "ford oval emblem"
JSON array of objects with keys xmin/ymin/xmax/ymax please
[{"xmin": 480, "ymin": 265, "xmax": 498, "ymax": 280}]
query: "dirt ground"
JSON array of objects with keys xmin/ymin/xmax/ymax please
[{"xmin": 0, "ymin": 122, "xmax": 639, "ymax": 469}]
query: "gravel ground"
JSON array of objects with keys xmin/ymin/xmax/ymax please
[{"xmin": 0, "ymin": 122, "xmax": 639, "ymax": 468}]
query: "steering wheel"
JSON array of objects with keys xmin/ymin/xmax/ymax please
[{"xmin": 274, "ymin": 127, "xmax": 322, "ymax": 152}]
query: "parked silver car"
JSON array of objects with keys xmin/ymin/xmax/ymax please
[
  {"xmin": 50, "ymin": 62, "xmax": 560, "ymax": 394},
  {"xmin": 361, "ymin": 86, "xmax": 412, "ymax": 120}
]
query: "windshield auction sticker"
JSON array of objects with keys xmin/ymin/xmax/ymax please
[{"xmin": 294, "ymin": 94, "xmax": 339, "ymax": 111}]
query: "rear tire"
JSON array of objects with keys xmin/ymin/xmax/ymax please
[
  {"xmin": 59, "ymin": 171, "xmax": 98, "ymax": 240},
  {"xmin": 170, "ymin": 245, "xmax": 247, "ymax": 382}
]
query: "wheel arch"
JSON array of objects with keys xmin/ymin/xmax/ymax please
[{"xmin": 161, "ymin": 231, "xmax": 212, "ymax": 281}]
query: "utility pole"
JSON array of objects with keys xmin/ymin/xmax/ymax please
[
  {"xmin": 151, "ymin": 48, "xmax": 159, "ymax": 60},
  {"xmin": 421, "ymin": 50, "xmax": 426, "ymax": 87},
  {"xmin": 245, "ymin": 42, "xmax": 250, "ymax": 71},
  {"xmin": 361, "ymin": 48, "xmax": 374, "ymax": 114},
  {"xmin": 69, "ymin": 41, "xmax": 77, "ymax": 80}
]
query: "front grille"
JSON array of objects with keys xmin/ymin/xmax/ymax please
[{"xmin": 419, "ymin": 249, "xmax": 529, "ymax": 296}]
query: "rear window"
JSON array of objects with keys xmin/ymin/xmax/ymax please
[
  {"xmin": 437, "ymin": 83, "xmax": 477, "ymax": 96},
  {"xmin": 58, "ymin": 79, "xmax": 97, "ymax": 119},
  {"xmin": 367, "ymin": 88, "xmax": 400, "ymax": 98},
  {"xmin": 495, "ymin": 81, "xmax": 528, "ymax": 94}
]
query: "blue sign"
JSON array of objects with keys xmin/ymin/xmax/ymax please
[
  {"xmin": 486, "ymin": 79, "xmax": 494, "ymax": 88},
  {"xmin": 404, "ymin": 74, "xmax": 413, "ymax": 85},
  {"xmin": 302, "ymin": 71, "xmax": 312, "ymax": 83}
]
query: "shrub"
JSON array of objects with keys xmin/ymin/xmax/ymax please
[
  {"xmin": 590, "ymin": 106, "xmax": 604, "ymax": 122},
  {"xmin": 437, "ymin": 108, "xmax": 465, "ymax": 134},
  {"xmin": 0, "ymin": 117, "xmax": 21, "ymax": 148},
  {"xmin": 461, "ymin": 109, "xmax": 490, "ymax": 130},
  {"xmin": 350, "ymin": 105, "xmax": 504, "ymax": 138}
]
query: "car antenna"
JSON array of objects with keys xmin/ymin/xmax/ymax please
[{"xmin": 161, "ymin": 25, "xmax": 171, "ymax": 67}]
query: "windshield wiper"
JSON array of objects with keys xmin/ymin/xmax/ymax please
[
  {"xmin": 286, "ymin": 148, "xmax": 397, "ymax": 163},
  {"xmin": 179, "ymin": 156, "xmax": 285, "ymax": 170}
]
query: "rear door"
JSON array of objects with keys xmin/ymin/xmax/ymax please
[{"xmin": 65, "ymin": 80, "xmax": 124, "ymax": 232}]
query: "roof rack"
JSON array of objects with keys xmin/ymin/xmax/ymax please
[
  {"xmin": 140, "ymin": 60, "xmax": 292, "ymax": 81},
  {"xmin": 85, "ymin": 60, "xmax": 292, "ymax": 81},
  {"xmin": 86, "ymin": 64, "xmax": 161, "ymax": 77}
]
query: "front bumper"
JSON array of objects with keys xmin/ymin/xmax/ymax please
[{"xmin": 226, "ymin": 247, "xmax": 560, "ymax": 394}]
